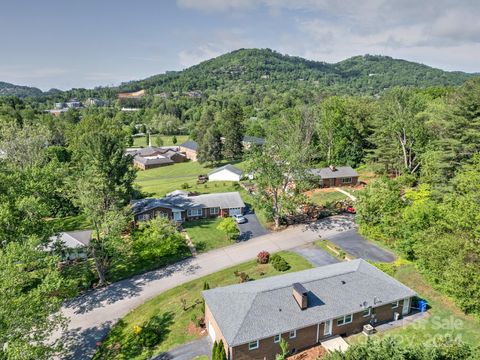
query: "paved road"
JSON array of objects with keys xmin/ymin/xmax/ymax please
[
  {"xmin": 291, "ymin": 243, "xmax": 339, "ymax": 267},
  {"xmin": 237, "ymin": 213, "xmax": 269, "ymax": 241},
  {"xmin": 57, "ymin": 215, "xmax": 356, "ymax": 359},
  {"xmin": 327, "ymin": 229, "xmax": 396, "ymax": 262}
]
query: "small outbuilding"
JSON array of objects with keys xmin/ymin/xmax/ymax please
[
  {"xmin": 47, "ymin": 230, "xmax": 93, "ymax": 260},
  {"xmin": 208, "ymin": 164, "xmax": 243, "ymax": 182}
]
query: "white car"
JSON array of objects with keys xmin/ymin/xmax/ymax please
[{"xmin": 233, "ymin": 214, "xmax": 247, "ymax": 224}]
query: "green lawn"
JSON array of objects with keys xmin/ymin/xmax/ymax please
[
  {"xmin": 93, "ymin": 251, "xmax": 313, "ymax": 360},
  {"xmin": 135, "ymin": 160, "xmax": 247, "ymax": 198},
  {"xmin": 309, "ymin": 190, "xmax": 348, "ymax": 206},
  {"xmin": 133, "ymin": 135, "xmax": 189, "ymax": 147},
  {"xmin": 183, "ymin": 218, "xmax": 231, "ymax": 253},
  {"xmin": 347, "ymin": 264, "xmax": 480, "ymax": 347},
  {"xmin": 48, "ymin": 214, "xmax": 92, "ymax": 232}
]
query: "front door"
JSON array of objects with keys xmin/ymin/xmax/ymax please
[
  {"xmin": 402, "ymin": 297, "xmax": 410, "ymax": 315},
  {"xmin": 173, "ymin": 211, "xmax": 182, "ymax": 221},
  {"xmin": 324, "ymin": 319, "xmax": 332, "ymax": 336}
]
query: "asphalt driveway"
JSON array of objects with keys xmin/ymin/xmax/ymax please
[
  {"xmin": 327, "ymin": 229, "xmax": 395, "ymax": 262},
  {"xmin": 152, "ymin": 337, "xmax": 211, "ymax": 360},
  {"xmin": 291, "ymin": 243, "xmax": 339, "ymax": 267},
  {"xmin": 237, "ymin": 212, "xmax": 269, "ymax": 241}
]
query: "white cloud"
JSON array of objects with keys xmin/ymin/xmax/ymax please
[{"xmin": 176, "ymin": 0, "xmax": 257, "ymax": 12}]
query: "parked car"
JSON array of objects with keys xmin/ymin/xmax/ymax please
[
  {"xmin": 233, "ymin": 214, "xmax": 247, "ymax": 224},
  {"xmin": 346, "ymin": 206, "xmax": 356, "ymax": 214}
]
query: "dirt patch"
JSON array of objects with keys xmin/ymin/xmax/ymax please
[
  {"xmin": 288, "ymin": 345, "xmax": 328, "ymax": 360},
  {"xmin": 187, "ymin": 321, "xmax": 206, "ymax": 336}
]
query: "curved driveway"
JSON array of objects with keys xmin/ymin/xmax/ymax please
[{"xmin": 59, "ymin": 216, "xmax": 357, "ymax": 359}]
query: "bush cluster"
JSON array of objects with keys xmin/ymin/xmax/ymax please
[{"xmin": 270, "ymin": 254, "xmax": 290, "ymax": 272}]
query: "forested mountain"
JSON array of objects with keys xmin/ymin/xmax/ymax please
[
  {"xmin": 0, "ymin": 81, "xmax": 44, "ymax": 97},
  {"xmin": 121, "ymin": 49, "xmax": 475, "ymax": 95},
  {"xmin": 1, "ymin": 49, "xmax": 477, "ymax": 99}
]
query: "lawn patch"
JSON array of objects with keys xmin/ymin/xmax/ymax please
[
  {"xmin": 49, "ymin": 214, "xmax": 92, "ymax": 232},
  {"xmin": 94, "ymin": 251, "xmax": 313, "ymax": 360},
  {"xmin": 183, "ymin": 218, "xmax": 231, "ymax": 252},
  {"xmin": 133, "ymin": 135, "xmax": 189, "ymax": 147}
]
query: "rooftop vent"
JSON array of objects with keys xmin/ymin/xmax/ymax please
[
  {"xmin": 329, "ymin": 165, "xmax": 337, "ymax": 171},
  {"xmin": 292, "ymin": 283, "xmax": 308, "ymax": 310}
]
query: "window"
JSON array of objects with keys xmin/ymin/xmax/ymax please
[
  {"xmin": 336, "ymin": 314, "xmax": 353, "ymax": 326},
  {"xmin": 289, "ymin": 330, "xmax": 296, "ymax": 339},
  {"xmin": 210, "ymin": 207, "xmax": 220, "ymax": 215},
  {"xmin": 362, "ymin": 308, "xmax": 371, "ymax": 317},
  {"xmin": 139, "ymin": 214, "xmax": 150, "ymax": 221},
  {"xmin": 341, "ymin": 177, "xmax": 352, "ymax": 184},
  {"xmin": 187, "ymin": 208, "xmax": 203, "ymax": 217},
  {"xmin": 391, "ymin": 301, "xmax": 399, "ymax": 309},
  {"xmin": 155, "ymin": 211, "xmax": 168, "ymax": 218},
  {"xmin": 248, "ymin": 340, "xmax": 259, "ymax": 350},
  {"xmin": 274, "ymin": 334, "xmax": 281, "ymax": 343}
]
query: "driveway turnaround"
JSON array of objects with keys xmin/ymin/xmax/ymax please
[
  {"xmin": 58, "ymin": 215, "xmax": 356, "ymax": 359},
  {"xmin": 291, "ymin": 243, "xmax": 339, "ymax": 267},
  {"xmin": 237, "ymin": 213, "xmax": 269, "ymax": 241},
  {"xmin": 327, "ymin": 229, "xmax": 396, "ymax": 262}
]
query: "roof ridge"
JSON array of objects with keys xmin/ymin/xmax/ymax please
[{"xmin": 230, "ymin": 292, "xmax": 261, "ymax": 345}]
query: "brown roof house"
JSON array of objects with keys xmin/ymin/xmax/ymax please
[
  {"xmin": 128, "ymin": 146, "xmax": 186, "ymax": 170},
  {"xmin": 203, "ymin": 259, "xmax": 416, "ymax": 360},
  {"xmin": 131, "ymin": 191, "xmax": 245, "ymax": 222},
  {"xmin": 309, "ymin": 166, "xmax": 359, "ymax": 188},
  {"xmin": 179, "ymin": 140, "xmax": 199, "ymax": 161}
]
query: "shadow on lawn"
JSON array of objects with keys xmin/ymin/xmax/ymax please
[{"xmin": 64, "ymin": 258, "xmax": 199, "ymax": 315}]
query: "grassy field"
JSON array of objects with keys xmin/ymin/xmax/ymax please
[
  {"xmin": 94, "ymin": 251, "xmax": 313, "ymax": 360},
  {"xmin": 183, "ymin": 218, "xmax": 231, "ymax": 252},
  {"xmin": 135, "ymin": 160, "xmax": 247, "ymax": 198},
  {"xmin": 347, "ymin": 264, "xmax": 480, "ymax": 347},
  {"xmin": 133, "ymin": 135, "xmax": 189, "ymax": 147}
]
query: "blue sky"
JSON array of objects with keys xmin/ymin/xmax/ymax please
[{"xmin": 1, "ymin": 0, "xmax": 479, "ymax": 90}]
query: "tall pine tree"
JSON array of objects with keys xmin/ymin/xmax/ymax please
[{"xmin": 222, "ymin": 102, "xmax": 244, "ymax": 160}]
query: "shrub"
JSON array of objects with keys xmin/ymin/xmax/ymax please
[
  {"xmin": 181, "ymin": 183, "xmax": 190, "ymax": 189},
  {"xmin": 270, "ymin": 254, "xmax": 290, "ymax": 272},
  {"xmin": 257, "ymin": 251, "xmax": 270, "ymax": 264},
  {"xmin": 217, "ymin": 217, "xmax": 239, "ymax": 240}
]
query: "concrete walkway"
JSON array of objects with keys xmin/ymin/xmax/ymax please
[
  {"xmin": 334, "ymin": 187, "xmax": 357, "ymax": 201},
  {"xmin": 59, "ymin": 215, "xmax": 356, "ymax": 359}
]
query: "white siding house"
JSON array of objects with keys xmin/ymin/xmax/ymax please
[{"xmin": 208, "ymin": 164, "xmax": 243, "ymax": 182}]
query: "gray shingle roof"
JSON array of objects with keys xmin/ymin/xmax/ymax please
[
  {"xmin": 310, "ymin": 166, "xmax": 358, "ymax": 179},
  {"xmin": 131, "ymin": 191, "xmax": 245, "ymax": 214},
  {"xmin": 47, "ymin": 230, "xmax": 93, "ymax": 250},
  {"xmin": 203, "ymin": 259, "xmax": 416, "ymax": 347},
  {"xmin": 179, "ymin": 140, "xmax": 198, "ymax": 151},
  {"xmin": 133, "ymin": 154, "xmax": 174, "ymax": 166},
  {"xmin": 243, "ymin": 136, "xmax": 265, "ymax": 145},
  {"xmin": 208, "ymin": 164, "xmax": 243, "ymax": 177}
]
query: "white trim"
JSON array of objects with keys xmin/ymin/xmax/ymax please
[
  {"xmin": 391, "ymin": 300, "xmax": 400, "ymax": 309},
  {"xmin": 402, "ymin": 297, "xmax": 410, "ymax": 315},
  {"xmin": 289, "ymin": 330, "xmax": 296, "ymax": 339},
  {"xmin": 187, "ymin": 208, "xmax": 203, "ymax": 217},
  {"xmin": 274, "ymin": 334, "xmax": 281, "ymax": 343},
  {"xmin": 316, "ymin": 323, "xmax": 320, "ymax": 343},
  {"xmin": 362, "ymin": 307, "xmax": 371, "ymax": 317},
  {"xmin": 324, "ymin": 319, "xmax": 332, "ymax": 336},
  {"xmin": 210, "ymin": 207, "xmax": 220, "ymax": 215},
  {"xmin": 341, "ymin": 177, "xmax": 352, "ymax": 183},
  {"xmin": 248, "ymin": 340, "xmax": 259, "ymax": 350}
]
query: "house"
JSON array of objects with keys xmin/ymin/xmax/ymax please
[
  {"xmin": 309, "ymin": 166, "xmax": 359, "ymax": 188},
  {"xmin": 242, "ymin": 135, "xmax": 265, "ymax": 149},
  {"xmin": 84, "ymin": 98, "xmax": 108, "ymax": 107},
  {"xmin": 179, "ymin": 140, "xmax": 199, "ymax": 161},
  {"xmin": 47, "ymin": 230, "xmax": 93, "ymax": 260},
  {"xmin": 130, "ymin": 146, "xmax": 186, "ymax": 170},
  {"xmin": 208, "ymin": 164, "xmax": 243, "ymax": 182},
  {"xmin": 203, "ymin": 259, "xmax": 416, "ymax": 360},
  {"xmin": 131, "ymin": 191, "xmax": 245, "ymax": 222}
]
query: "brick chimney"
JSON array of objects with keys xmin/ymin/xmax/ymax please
[{"xmin": 292, "ymin": 283, "xmax": 308, "ymax": 310}]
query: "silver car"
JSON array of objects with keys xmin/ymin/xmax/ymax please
[{"xmin": 233, "ymin": 214, "xmax": 247, "ymax": 224}]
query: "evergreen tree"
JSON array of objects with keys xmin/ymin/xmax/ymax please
[
  {"xmin": 222, "ymin": 102, "xmax": 244, "ymax": 160},
  {"xmin": 197, "ymin": 124, "xmax": 222, "ymax": 164}
]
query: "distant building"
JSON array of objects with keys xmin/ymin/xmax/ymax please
[
  {"xmin": 84, "ymin": 98, "xmax": 108, "ymax": 107},
  {"xmin": 132, "ymin": 191, "xmax": 245, "ymax": 222},
  {"xmin": 46, "ymin": 230, "xmax": 93, "ymax": 260},
  {"xmin": 309, "ymin": 166, "xmax": 359, "ymax": 188},
  {"xmin": 130, "ymin": 146, "xmax": 186, "ymax": 170},
  {"xmin": 208, "ymin": 164, "xmax": 243, "ymax": 182},
  {"xmin": 179, "ymin": 140, "xmax": 199, "ymax": 161},
  {"xmin": 65, "ymin": 99, "xmax": 82, "ymax": 108}
]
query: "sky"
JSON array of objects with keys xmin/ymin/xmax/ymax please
[{"xmin": 1, "ymin": 0, "xmax": 479, "ymax": 90}]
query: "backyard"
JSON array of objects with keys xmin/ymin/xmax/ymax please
[
  {"xmin": 347, "ymin": 263, "xmax": 480, "ymax": 347},
  {"xmin": 132, "ymin": 135, "xmax": 189, "ymax": 147},
  {"xmin": 93, "ymin": 251, "xmax": 313, "ymax": 360},
  {"xmin": 135, "ymin": 160, "xmax": 247, "ymax": 197}
]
